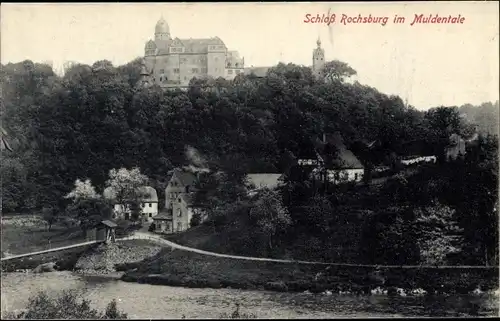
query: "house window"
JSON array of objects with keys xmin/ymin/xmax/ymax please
[
  {"xmin": 149, "ymin": 203, "xmax": 152, "ymax": 208},
  {"xmin": 235, "ymin": 70, "xmax": 240, "ymax": 74},
  {"xmin": 177, "ymin": 222, "xmax": 182, "ymax": 231},
  {"xmin": 178, "ymin": 198, "xmax": 181, "ymax": 203},
  {"xmin": 201, "ymin": 67, "xmax": 207, "ymax": 73},
  {"xmin": 177, "ymin": 208, "xmax": 182, "ymax": 217},
  {"xmin": 355, "ymin": 173, "xmax": 358, "ymax": 180},
  {"xmin": 235, "ymin": 63, "xmax": 239, "ymax": 67},
  {"xmin": 228, "ymin": 69, "xmax": 233, "ymax": 74},
  {"xmin": 149, "ymin": 213, "xmax": 152, "ymax": 217},
  {"xmin": 185, "ymin": 186, "xmax": 190, "ymax": 193},
  {"xmin": 160, "ymin": 76, "xmax": 163, "ymax": 82},
  {"xmin": 192, "ymin": 68, "xmax": 199, "ymax": 73},
  {"xmin": 159, "ymin": 69, "xmax": 165, "ymax": 73},
  {"xmin": 174, "ymin": 68, "xmax": 180, "ymax": 74}
]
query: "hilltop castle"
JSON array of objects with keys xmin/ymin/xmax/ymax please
[{"xmin": 139, "ymin": 17, "xmax": 327, "ymax": 88}]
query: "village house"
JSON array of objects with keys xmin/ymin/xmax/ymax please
[
  {"xmin": 153, "ymin": 166, "xmax": 208, "ymax": 234},
  {"xmin": 246, "ymin": 173, "xmax": 284, "ymax": 196},
  {"xmin": 103, "ymin": 186, "xmax": 158, "ymax": 222},
  {"xmin": 296, "ymin": 132, "xmax": 365, "ymax": 184},
  {"xmin": 401, "ymin": 155, "xmax": 437, "ymax": 166}
]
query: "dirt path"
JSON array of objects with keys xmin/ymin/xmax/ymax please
[{"xmin": 127, "ymin": 231, "xmax": 498, "ymax": 269}]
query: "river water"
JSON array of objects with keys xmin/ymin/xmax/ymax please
[{"xmin": 1, "ymin": 272, "xmax": 498, "ymax": 318}]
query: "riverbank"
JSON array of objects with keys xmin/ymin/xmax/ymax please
[
  {"xmin": 118, "ymin": 248, "xmax": 499, "ymax": 296},
  {"xmin": 3, "ymin": 271, "xmax": 499, "ymax": 318},
  {"xmin": 1, "ymin": 239, "xmax": 162, "ymax": 275}
]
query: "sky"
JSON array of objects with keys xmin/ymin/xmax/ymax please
[{"xmin": 1, "ymin": 2, "xmax": 499, "ymax": 110}]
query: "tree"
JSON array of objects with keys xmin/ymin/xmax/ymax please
[
  {"xmin": 66, "ymin": 198, "xmax": 113, "ymax": 231},
  {"xmin": 105, "ymin": 167, "xmax": 150, "ymax": 221},
  {"xmin": 249, "ymin": 189, "xmax": 291, "ymax": 251},
  {"xmin": 414, "ymin": 203, "xmax": 464, "ymax": 266},
  {"xmin": 321, "ymin": 60, "xmax": 357, "ymax": 83},
  {"xmin": 64, "ymin": 179, "xmax": 100, "ymax": 202},
  {"xmin": 41, "ymin": 206, "xmax": 59, "ymax": 231}
]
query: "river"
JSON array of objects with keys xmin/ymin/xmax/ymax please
[{"xmin": 1, "ymin": 272, "xmax": 498, "ymax": 318}]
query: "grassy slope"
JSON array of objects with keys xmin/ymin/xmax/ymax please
[
  {"xmin": 119, "ymin": 248, "xmax": 499, "ymax": 294},
  {"xmin": 1, "ymin": 215, "xmax": 86, "ymax": 256}
]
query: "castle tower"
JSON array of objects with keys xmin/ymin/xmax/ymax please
[
  {"xmin": 155, "ymin": 16, "xmax": 171, "ymax": 42},
  {"xmin": 312, "ymin": 37, "xmax": 325, "ymax": 77}
]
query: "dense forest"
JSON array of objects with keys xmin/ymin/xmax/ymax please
[{"xmin": 1, "ymin": 58, "xmax": 498, "ymax": 266}]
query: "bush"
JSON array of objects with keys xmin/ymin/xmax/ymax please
[
  {"xmin": 5, "ymin": 290, "xmax": 128, "ymax": 319},
  {"xmin": 148, "ymin": 223, "xmax": 156, "ymax": 232},
  {"xmin": 219, "ymin": 303, "xmax": 257, "ymax": 319}
]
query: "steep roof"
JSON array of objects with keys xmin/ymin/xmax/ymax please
[
  {"xmin": 156, "ymin": 37, "xmax": 227, "ymax": 55},
  {"xmin": 247, "ymin": 174, "xmax": 282, "ymax": 190},
  {"xmin": 171, "ymin": 168, "xmax": 197, "ymax": 187},
  {"xmin": 103, "ymin": 186, "xmax": 158, "ymax": 202},
  {"xmin": 153, "ymin": 209, "xmax": 173, "ymax": 220},
  {"xmin": 318, "ymin": 133, "xmax": 364, "ymax": 169},
  {"xmin": 180, "ymin": 193, "xmax": 194, "ymax": 206},
  {"xmin": 244, "ymin": 67, "xmax": 270, "ymax": 78}
]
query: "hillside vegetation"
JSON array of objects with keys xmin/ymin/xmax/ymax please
[{"xmin": 1, "ymin": 58, "xmax": 498, "ymax": 270}]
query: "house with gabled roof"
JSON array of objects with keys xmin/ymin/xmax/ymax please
[
  {"xmin": 103, "ymin": 185, "xmax": 158, "ymax": 222},
  {"xmin": 295, "ymin": 132, "xmax": 365, "ymax": 184},
  {"xmin": 157, "ymin": 166, "xmax": 208, "ymax": 233}
]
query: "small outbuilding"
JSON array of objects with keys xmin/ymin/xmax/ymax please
[{"xmin": 98, "ymin": 220, "xmax": 118, "ymax": 243}]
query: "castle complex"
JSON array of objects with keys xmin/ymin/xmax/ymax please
[{"xmin": 139, "ymin": 17, "xmax": 327, "ymax": 88}]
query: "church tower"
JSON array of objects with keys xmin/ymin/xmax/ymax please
[
  {"xmin": 312, "ymin": 37, "xmax": 325, "ymax": 77},
  {"xmin": 155, "ymin": 16, "xmax": 171, "ymax": 42}
]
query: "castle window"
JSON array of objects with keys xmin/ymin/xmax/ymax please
[
  {"xmin": 235, "ymin": 70, "xmax": 241, "ymax": 74},
  {"xmin": 160, "ymin": 76, "xmax": 163, "ymax": 81},
  {"xmin": 201, "ymin": 67, "xmax": 207, "ymax": 73},
  {"xmin": 160, "ymin": 69, "xmax": 165, "ymax": 73},
  {"xmin": 192, "ymin": 68, "xmax": 199, "ymax": 73},
  {"xmin": 173, "ymin": 68, "xmax": 180, "ymax": 74},
  {"xmin": 235, "ymin": 63, "xmax": 239, "ymax": 67},
  {"xmin": 228, "ymin": 69, "xmax": 233, "ymax": 74}
]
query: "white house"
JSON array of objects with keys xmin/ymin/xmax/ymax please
[
  {"xmin": 246, "ymin": 173, "xmax": 283, "ymax": 196},
  {"xmin": 401, "ymin": 155, "xmax": 437, "ymax": 166},
  {"xmin": 103, "ymin": 186, "xmax": 158, "ymax": 222},
  {"xmin": 298, "ymin": 132, "xmax": 365, "ymax": 184}
]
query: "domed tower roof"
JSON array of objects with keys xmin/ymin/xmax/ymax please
[
  {"xmin": 155, "ymin": 16, "xmax": 169, "ymax": 35},
  {"xmin": 316, "ymin": 37, "xmax": 321, "ymax": 47}
]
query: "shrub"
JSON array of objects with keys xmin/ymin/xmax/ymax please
[
  {"xmin": 5, "ymin": 290, "xmax": 128, "ymax": 319},
  {"xmin": 219, "ymin": 303, "xmax": 257, "ymax": 319}
]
